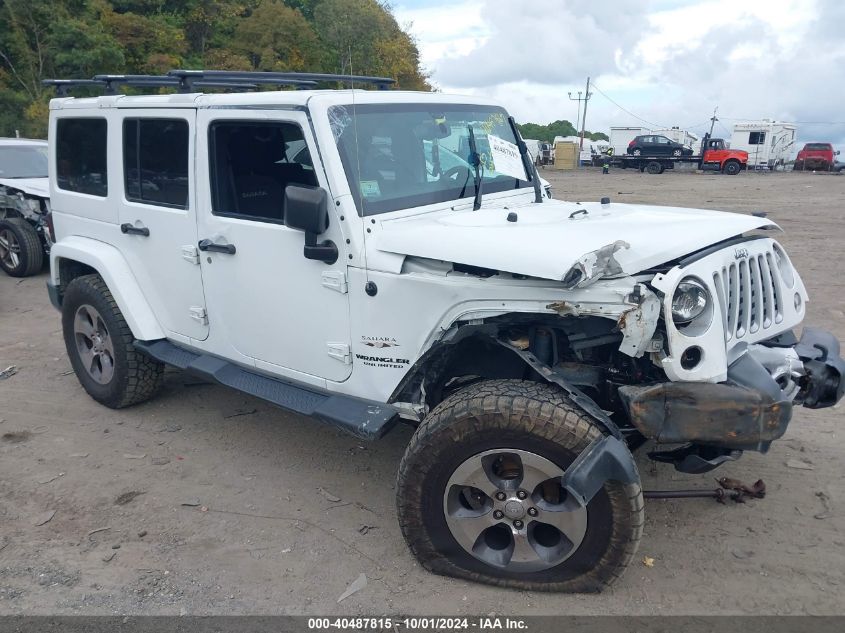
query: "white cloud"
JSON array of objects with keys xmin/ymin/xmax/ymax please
[{"xmin": 396, "ymin": 0, "xmax": 845, "ymax": 147}]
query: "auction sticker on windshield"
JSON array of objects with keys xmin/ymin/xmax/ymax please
[{"xmin": 488, "ymin": 134, "xmax": 526, "ymax": 180}]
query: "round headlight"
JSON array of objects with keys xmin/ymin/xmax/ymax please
[{"xmin": 671, "ymin": 278, "xmax": 710, "ymax": 324}]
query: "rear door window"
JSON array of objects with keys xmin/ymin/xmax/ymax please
[
  {"xmin": 56, "ymin": 118, "xmax": 108, "ymax": 197},
  {"xmin": 123, "ymin": 118, "xmax": 190, "ymax": 209}
]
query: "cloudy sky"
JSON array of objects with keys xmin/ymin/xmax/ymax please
[{"xmin": 394, "ymin": 0, "xmax": 845, "ymax": 147}]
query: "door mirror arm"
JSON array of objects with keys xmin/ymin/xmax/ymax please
[{"xmin": 303, "ymin": 232, "xmax": 338, "ymax": 264}]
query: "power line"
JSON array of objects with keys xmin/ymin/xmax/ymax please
[
  {"xmin": 720, "ymin": 116, "xmax": 845, "ymax": 125},
  {"xmin": 589, "ymin": 81, "xmax": 664, "ymax": 128}
]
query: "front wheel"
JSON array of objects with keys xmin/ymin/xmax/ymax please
[
  {"xmin": 672, "ymin": 149, "xmax": 683, "ymax": 157},
  {"xmin": 396, "ymin": 380, "xmax": 643, "ymax": 592},
  {"xmin": 723, "ymin": 160, "xmax": 742, "ymax": 176},
  {"xmin": 0, "ymin": 218, "xmax": 43, "ymax": 277}
]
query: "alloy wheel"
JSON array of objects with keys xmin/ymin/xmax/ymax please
[
  {"xmin": 443, "ymin": 448, "xmax": 587, "ymax": 572},
  {"xmin": 0, "ymin": 228, "xmax": 20, "ymax": 269},
  {"xmin": 73, "ymin": 304, "xmax": 116, "ymax": 384}
]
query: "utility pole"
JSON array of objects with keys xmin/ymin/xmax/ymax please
[
  {"xmin": 579, "ymin": 76, "xmax": 592, "ymax": 150},
  {"xmin": 567, "ymin": 90, "xmax": 583, "ymax": 145},
  {"xmin": 708, "ymin": 106, "xmax": 719, "ymax": 138}
]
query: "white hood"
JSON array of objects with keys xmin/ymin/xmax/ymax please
[
  {"xmin": 375, "ymin": 200, "xmax": 778, "ymax": 282},
  {"xmin": 0, "ymin": 177, "xmax": 49, "ymax": 198}
]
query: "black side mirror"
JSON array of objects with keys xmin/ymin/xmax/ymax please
[{"xmin": 284, "ymin": 185, "xmax": 338, "ymax": 264}]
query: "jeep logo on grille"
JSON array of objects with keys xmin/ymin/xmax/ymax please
[{"xmin": 734, "ymin": 248, "xmax": 749, "ymax": 259}]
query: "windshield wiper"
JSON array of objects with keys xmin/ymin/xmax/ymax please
[
  {"xmin": 508, "ymin": 115, "xmax": 543, "ymax": 204},
  {"xmin": 467, "ymin": 124, "xmax": 483, "ymax": 210}
]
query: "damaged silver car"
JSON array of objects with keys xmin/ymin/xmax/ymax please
[{"xmin": 0, "ymin": 138, "xmax": 52, "ymax": 277}]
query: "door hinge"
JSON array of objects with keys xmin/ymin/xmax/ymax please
[
  {"xmin": 189, "ymin": 306, "xmax": 208, "ymax": 325},
  {"xmin": 321, "ymin": 270, "xmax": 348, "ymax": 294},
  {"xmin": 327, "ymin": 342, "xmax": 351, "ymax": 364},
  {"xmin": 182, "ymin": 245, "xmax": 200, "ymax": 265}
]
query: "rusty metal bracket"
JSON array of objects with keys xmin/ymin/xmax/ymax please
[{"xmin": 644, "ymin": 478, "xmax": 766, "ymax": 504}]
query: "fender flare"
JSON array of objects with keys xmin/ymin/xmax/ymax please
[
  {"xmin": 390, "ymin": 323, "xmax": 624, "ymax": 440},
  {"xmin": 49, "ymin": 236, "xmax": 164, "ymax": 341}
]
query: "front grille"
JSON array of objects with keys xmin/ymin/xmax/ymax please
[{"xmin": 711, "ymin": 246, "xmax": 784, "ymax": 342}]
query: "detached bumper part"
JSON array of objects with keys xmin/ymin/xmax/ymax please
[
  {"xmin": 794, "ymin": 327, "xmax": 845, "ymax": 408},
  {"xmin": 619, "ymin": 327, "xmax": 845, "ymax": 454},
  {"xmin": 618, "ymin": 379, "xmax": 790, "ymax": 452}
]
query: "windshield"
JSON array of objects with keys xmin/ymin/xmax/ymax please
[
  {"xmin": 329, "ymin": 104, "xmax": 530, "ymax": 216},
  {"xmin": 0, "ymin": 145, "xmax": 48, "ymax": 179}
]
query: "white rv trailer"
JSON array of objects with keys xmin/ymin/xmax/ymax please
[{"xmin": 730, "ymin": 121, "xmax": 797, "ymax": 169}]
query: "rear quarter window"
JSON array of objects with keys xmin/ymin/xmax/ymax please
[{"xmin": 56, "ymin": 118, "xmax": 108, "ymax": 197}]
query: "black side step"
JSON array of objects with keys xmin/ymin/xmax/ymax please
[{"xmin": 134, "ymin": 340, "xmax": 399, "ymax": 440}]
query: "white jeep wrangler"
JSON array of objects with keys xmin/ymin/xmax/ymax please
[{"xmin": 44, "ymin": 70, "xmax": 844, "ymax": 592}]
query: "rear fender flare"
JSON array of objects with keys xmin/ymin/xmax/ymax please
[{"xmin": 50, "ymin": 236, "xmax": 164, "ymax": 341}]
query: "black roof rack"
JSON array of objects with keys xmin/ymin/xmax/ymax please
[
  {"xmin": 42, "ymin": 69, "xmax": 395, "ymax": 96},
  {"xmin": 168, "ymin": 69, "xmax": 395, "ymax": 90}
]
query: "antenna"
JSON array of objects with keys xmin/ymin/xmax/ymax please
[{"xmin": 348, "ymin": 47, "xmax": 371, "ymax": 290}]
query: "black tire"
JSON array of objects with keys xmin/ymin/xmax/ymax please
[
  {"xmin": 723, "ymin": 160, "xmax": 741, "ymax": 176},
  {"xmin": 0, "ymin": 217, "xmax": 43, "ymax": 277},
  {"xmin": 62, "ymin": 274, "xmax": 164, "ymax": 408},
  {"xmin": 631, "ymin": 148, "xmax": 642, "ymax": 156},
  {"xmin": 646, "ymin": 161, "xmax": 664, "ymax": 175},
  {"xmin": 396, "ymin": 379, "xmax": 643, "ymax": 592},
  {"xmin": 672, "ymin": 148, "xmax": 682, "ymax": 157}
]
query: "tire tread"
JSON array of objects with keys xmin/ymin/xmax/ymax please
[{"xmin": 396, "ymin": 379, "xmax": 643, "ymax": 593}]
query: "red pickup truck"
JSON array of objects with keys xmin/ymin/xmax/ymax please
[{"xmin": 794, "ymin": 143, "xmax": 839, "ymax": 171}]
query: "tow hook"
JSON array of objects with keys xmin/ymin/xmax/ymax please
[{"xmin": 644, "ymin": 478, "xmax": 766, "ymax": 504}]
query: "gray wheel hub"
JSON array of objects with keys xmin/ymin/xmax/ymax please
[
  {"xmin": 73, "ymin": 304, "xmax": 116, "ymax": 385},
  {"xmin": 0, "ymin": 228, "xmax": 20, "ymax": 269},
  {"xmin": 443, "ymin": 448, "xmax": 588, "ymax": 573}
]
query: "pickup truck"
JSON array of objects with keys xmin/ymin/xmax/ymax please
[{"xmin": 794, "ymin": 143, "xmax": 839, "ymax": 171}]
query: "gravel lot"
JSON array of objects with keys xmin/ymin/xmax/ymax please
[{"xmin": 0, "ymin": 169, "xmax": 843, "ymax": 615}]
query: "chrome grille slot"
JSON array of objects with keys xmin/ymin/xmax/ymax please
[{"xmin": 708, "ymin": 241, "xmax": 791, "ymax": 343}]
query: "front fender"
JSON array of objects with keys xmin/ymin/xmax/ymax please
[{"xmin": 49, "ymin": 236, "xmax": 164, "ymax": 341}]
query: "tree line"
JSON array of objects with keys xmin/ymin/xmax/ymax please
[
  {"xmin": 0, "ymin": 0, "xmax": 430, "ymax": 137},
  {"xmin": 517, "ymin": 119, "xmax": 609, "ymax": 143}
]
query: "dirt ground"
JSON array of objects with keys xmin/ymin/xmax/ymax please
[{"xmin": 1, "ymin": 169, "xmax": 843, "ymax": 616}]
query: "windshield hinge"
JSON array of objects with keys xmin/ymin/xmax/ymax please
[
  {"xmin": 321, "ymin": 270, "xmax": 348, "ymax": 294},
  {"xmin": 327, "ymin": 342, "xmax": 351, "ymax": 364},
  {"xmin": 189, "ymin": 306, "xmax": 208, "ymax": 325},
  {"xmin": 181, "ymin": 245, "xmax": 200, "ymax": 265}
]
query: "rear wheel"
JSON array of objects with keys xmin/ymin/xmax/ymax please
[
  {"xmin": 396, "ymin": 380, "xmax": 643, "ymax": 592},
  {"xmin": 646, "ymin": 161, "xmax": 664, "ymax": 174},
  {"xmin": 723, "ymin": 160, "xmax": 741, "ymax": 176},
  {"xmin": 0, "ymin": 218, "xmax": 42, "ymax": 277},
  {"xmin": 62, "ymin": 274, "xmax": 164, "ymax": 408},
  {"xmin": 632, "ymin": 148, "xmax": 642, "ymax": 156}
]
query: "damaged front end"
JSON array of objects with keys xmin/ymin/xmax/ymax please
[{"xmin": 0, "ymin": 185, "xmax": 53, "ymax": 251}]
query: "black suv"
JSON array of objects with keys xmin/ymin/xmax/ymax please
[{"xmin": 627, "ymin": 134, "xmax": 694, "ymax": 157}]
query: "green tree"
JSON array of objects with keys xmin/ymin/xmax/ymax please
[
  {"xmin": 232, "ymin": 0, "xmax": 322, "ymax": 71},
  {"xmin": 101, "ymin": 6, "xmax": 186, "ymax": 74},
  {"xmin": 517, "ymin": 120, "xmax": 608, "ymax": 143},
  {"xmin": 314, "ymin": 0, "xmax": 429, "ymax": 89}
]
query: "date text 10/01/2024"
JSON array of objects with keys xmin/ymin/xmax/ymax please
[{"xmin": 307, "ymin": 617, "xmax": 528, "ymax": 630}]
